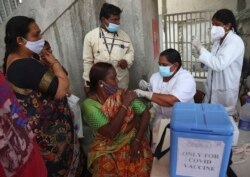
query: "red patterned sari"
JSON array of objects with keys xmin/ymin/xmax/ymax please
[{"xmin": 0, "ymin": 71, "xmax": 47, "ymax": 177}]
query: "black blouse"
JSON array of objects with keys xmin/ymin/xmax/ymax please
[{"xmin": 6, "ymin": 58, "xmax": 58, "ymax": 98}]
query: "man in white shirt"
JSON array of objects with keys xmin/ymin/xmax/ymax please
[{"xmin": 82, "ymin": 3, "xmax": 134, "ymax": 93}]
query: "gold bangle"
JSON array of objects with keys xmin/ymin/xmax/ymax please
[
  {"xmin": 121, "ymin": 104, "xmax": 128, "ymax": 110},
  {"xmin": 50, "ymin": 60, "xmax": 60, "ymax": 68}
]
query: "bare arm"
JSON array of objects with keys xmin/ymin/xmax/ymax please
[
  {"xmin": 43, "ymin": 51, "xmax": 69, "ymax": 99},
  {"xmin": 151, "ymin": 93, "xmax": 180, "ymax": 107},
  {"xmin": 98, "ymin": 91, "xmax": 137, "ymax": 139},
  {"xmin": 130, "ymin": 104, "xmax": 151, "ymax": 162},
  {"xmin": 135, "ymin": 109, "xmax": 150, "ymax": 141}
]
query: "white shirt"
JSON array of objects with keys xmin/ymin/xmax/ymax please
[
  {"xmin": 150, "ymin": 67, "xmax": 196, "ymax": 122},
  {"xmin": 199, "ymin": 31, "xmax": 245, "ymax": 115},
  {"xmin": 82, "ymin": 27, "xmax": 134, "ymax": 88}
]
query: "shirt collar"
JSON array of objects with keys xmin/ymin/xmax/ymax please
[{"xmin": 100, "ymin": 27, "xmax": 119, "ymax": 36}]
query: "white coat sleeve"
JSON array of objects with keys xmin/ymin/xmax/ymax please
[
  {"xmin": 198, "ymin": 39, "xmax": 244, "ymax": 72},
  {"xmin": 123, "ymin": 35, "xmax": 134, "ymax": 68},
  {"xmin": 82, "ymin": 34, "xmax": 94, "ymax": 85},
  {"xmin": 149, "ymin": 74, "xmax": 155, "ymax": 91}
]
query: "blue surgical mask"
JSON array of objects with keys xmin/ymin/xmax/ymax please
[
  {"xmin": 106, "ymin": 22, "xmax": 120, "ymax": 33},
  {"xmin": 103, "ymin": 82, "xmax": 118, "ymax": 95},
  {"xmin": 159, "ymin": 65, "xmax": 174, "ymax": 77}
]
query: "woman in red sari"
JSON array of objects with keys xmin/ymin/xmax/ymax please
[
  {"xmin": 0, "ymin": 71, "xmax": 47, "ymax": 177},
  {"xmin": 82, "ymin": 62, "xmax": 153, "ymax": 177}
]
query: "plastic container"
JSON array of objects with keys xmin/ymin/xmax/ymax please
[
  {"xmin": 170, "ymin": 103, "xmax": 233, "ymax": 177},
  {"xmin": 239, "ymin": 97, "xmax": 250, "ymax": 131}
]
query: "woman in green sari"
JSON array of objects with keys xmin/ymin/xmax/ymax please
[{"xmin": 82, "ymin": 62, "xmax": 153, "ymax": 176}]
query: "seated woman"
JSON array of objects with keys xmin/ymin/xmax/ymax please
[
  {"xmin": 82, "ymin": 62, "xmax": 153, "ymax": 176},
  {"xmin": 3, "ymin": 16, "xmax": 82, "ymax": 176},
  {"xmin": 135, "ymin": 49, "xmax": 196, "ymax": 150},
  {"xmin": 0, "ymin": 71, "xmax": 47, "ymax": 177}
]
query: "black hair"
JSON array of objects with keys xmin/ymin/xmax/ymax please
[
  {"xmin": 44, "ymin": 40, "xmax": 50, "ymax": 46},
  {"xmin": 160, "ymin": 48, "xmax": 182, "ymax": 70},
  {"xmin": 212, "ymin": 9, "xmax": 238, "ymax": 34},
  {"xmin": 88, "ymin": 62, "xmax": 114, "ymax": 94},
  {"xmin": 99, "ymin": 3, "xmax": 122, "ymax": 20},
  {"xmin": 3, "ymin": 16, "xmax": 35, "ymax": 74}
]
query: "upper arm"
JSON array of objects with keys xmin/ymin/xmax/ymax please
[
  {"xmin": 82, "ymin": 33, "xmax": 94, "ymax": 81},
  {"xmin": 82, "ymin": 100, "xmax": 109, "ymax": 131},
  {"xmin": 83, "ymin": 34, "xmax": 94, "ymax": 61},
  {"xmin": 7, "ymin": 59, "xmax": 58, "ymax": 97},
  {"xmin": 123, "ymin": 33, "xmax": 134, "ymax": 67},
  {"xmin": 131, "ymin": 99, "xmax": 146, "ymax": 115}
]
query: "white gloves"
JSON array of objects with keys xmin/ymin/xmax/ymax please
[
  {"xmin": 134, "ymin": 89, "xmax": 153, "ymax": 100},
  {"xmin": 192, "ymin": 36, "xmax": 202, "ymax": 58},
  {"xmin": 139, "ymin": 80, "xmax": 152, "ymax": 91},
  {"xmin": 192, "ymin": 36, "xmax": 202, "ymax": 51},
  {"xmin": 192, "ymin": 47, "xmax": 200, "ymax": 58}
]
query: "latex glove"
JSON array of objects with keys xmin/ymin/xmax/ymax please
[
  {"xmin": 192, "ymin": 36, "xmax": 202, "ymax": 51},
  {"xmin": 192, "ymin": 46, "xmax": 200, "ymax": 59},
  {"xmin": 192, "ymin": 36, "xmax": 202, "ymax": 58},
  {"xmin": 134, "ymin": 89, "xmax": 153, "ymax": 100},
  {"xmin": 139, "ymin": 80, "xmax": 151, "ymax": 91}
]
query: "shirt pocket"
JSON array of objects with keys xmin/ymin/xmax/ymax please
[{"xmin": 111, "ymin": 40, "xmax": 130, "ymax": 60}]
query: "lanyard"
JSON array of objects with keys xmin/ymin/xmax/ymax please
[{"xmin": 100, "ymin": 28, "xmax": 116, "ymax": 56}]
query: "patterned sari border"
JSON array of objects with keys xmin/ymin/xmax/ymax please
[{"xmin": 38, "ymin": 69, "xmax": 54, "ymax": 93}]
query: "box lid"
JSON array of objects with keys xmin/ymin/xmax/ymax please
[{"xmin": 171, "ymin": 103, "xmax": 233, "ymax": 135}]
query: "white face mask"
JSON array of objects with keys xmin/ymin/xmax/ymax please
[
  {"xmin": 211, "ymin": 26, "xmax": 225, "ymax": 42},
  {"xmin": 24, "ymin": 38, "xmax": 45, "ymax": 54}
]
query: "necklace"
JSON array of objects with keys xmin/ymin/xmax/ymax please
[{"xmin": 96, "ymin": 94, "xmax": 104, "ymax": 104}]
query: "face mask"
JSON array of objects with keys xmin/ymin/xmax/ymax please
[
  {"xmin": 211, "ymin": 26, "xmax": 225, "ymax": 42},
  {"xmin": 106, "ymin": 22, "xmax": 120, "ymax": 33},
  {"xmin": 24, "ymin": 38, "xmax": 45, "ymax": 54},
  {"xmin": 103, "ymin": 82, "xmax": 118, "ymax": 95},
  {"xmin": 159, "ymin": 65, "xmax": 174, "ymax": 77}
]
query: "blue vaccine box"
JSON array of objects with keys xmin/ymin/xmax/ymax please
[{"xmin": 170, "ymin": 103, "xmax": 233, "ymax": 177}]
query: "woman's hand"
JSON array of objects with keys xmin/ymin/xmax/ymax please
[
  {"xmin": 130, "ymin": 139, "xmax": 143, "ymax": 162},
  {"xmin": 117, "ymin": 59, "xmax": 128, "ymax": 69},
  {"xmin": 40, "ymin": 50, "xmax": 58, "ymax": 66},
  {"xmin": 121, "ymin": 90, "xmax": 137, "ymax": 106}
]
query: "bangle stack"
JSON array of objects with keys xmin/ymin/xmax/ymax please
[{"xmin": 50, "ymin": 60, "xmax": 60, "ymax": 68}]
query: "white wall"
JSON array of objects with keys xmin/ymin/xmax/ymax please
[
  {"xmin": 42, "ymin": 0, "xmax": 105, "ymax": 98},
  {"xmin": 0, "ymin": 0, "xmax": 76, "ymax": 62},
  {"xmin": 0, "ymin": 0, "xmax": 158, "ymax": 96},
  {"xmin": 247, "ymin": 0, "xmax": 250, "ymax": 8},
  {"xmin": 106, "ymin": 0, "xmax": 159, "ymax": 84},
  {"xmin": 165, "ymin": 0, "xmax": 237, "ymax": 14}
]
